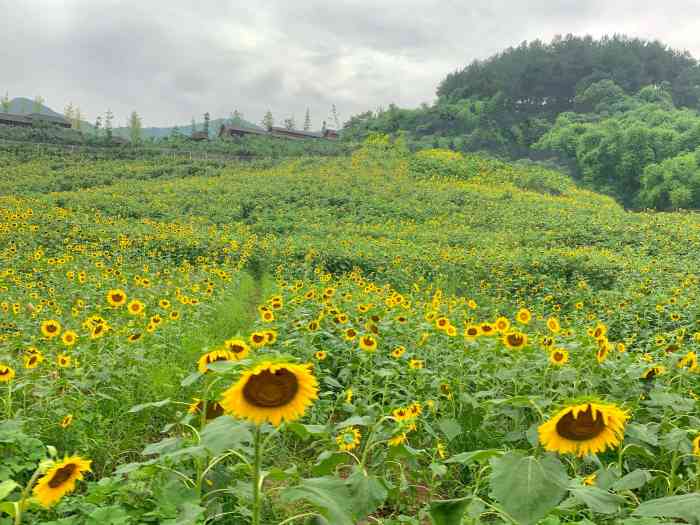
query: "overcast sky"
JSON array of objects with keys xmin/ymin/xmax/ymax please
[{"xmin": 2, "ymin": 0, "xmax": 700, "ymax": 128}]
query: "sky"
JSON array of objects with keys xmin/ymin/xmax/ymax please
[{"xmin": 2, "ymin": 0, "xmax": 700, "ymax": 128}]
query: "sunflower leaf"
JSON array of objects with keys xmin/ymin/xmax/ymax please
[
  {"xmin": 200, "ymin": 416, "xmax": 253, "ymax": 455},
  {"xmin": 569, "ymin": 484, "xmax": 625, "ymax": 514},
  {"xmin": 445, "ymin": 449, "xmax": 502, "ymax": 465},
  {"xmin": 282, "ymin": 476, "xmax": 355, "ymax": 525},
  {"xmin": 612, "ymin": 469, "xmax": 651, "ymax": 492},
  {"xmin": 0, "ymin": 480, "xmax": 18, "ymax": 501},
  {"xmin": 428, "ymin": 497, "xmax": 471, "ymax": 525},
  {"xmin": 128, "ymin": 398, "xmax": 172, "ymax": 413},
  {"xmin": 489, "ymin": 451, "xmax": 569, "ymax": 525},
  {"xmin": 632, "ymin": 493, "xmax": 700, "ymax": 525}
]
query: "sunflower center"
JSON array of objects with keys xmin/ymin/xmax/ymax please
[
  {"xmin": 48, "ymin": 463, "xmax": 77, "ymax": 488},
  {"xmin": 507, "ymin": 333, "xmax": 524, "ymax": 346},
  {"xmin": 47, "ymin": 325, "xmax": 57, "ymax": 333},
  {"xmin": 243, "ymin": 368, "xmax": 299, "ymax": 408},
  {"xmin": 555, "ymin": 405, "xmax": 605, "ymax": 441}
]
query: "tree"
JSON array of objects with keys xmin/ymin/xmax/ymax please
[
  {"xmin": 1, "ymin": 92, "xmax": 10, "ymax": 113},
  {"xmin": 303, "ymin": 108, "xmax": 312, "ymax": 131},
  {"xmin": 94, "ymin": 115, "xmax": 102, "ymax": 137},
  {"xmin": 74, "ymin": 107, "xmax": 82, "ymax": 131},
  {"xmin": 330, "ymin": 104, "xmax": 340, "ymax": 129},
  {"xmin": 231, "ymin": 109, "xmax": 243, "ymax": 124},
  {"xmin": 283, "ymin": 116, "xmax": 295, "ymax": 130},
  {"xmin": 64, "ymin": 103, "xmax": 75, "ymax": 127},
  {"xmin": 203, "ymin": 112, "xmax": 210, "ymax": 136},
  {"xmin": 262, "ymin": 110, "xmax": 274, "ymax": 130},
  {"xmin": 191, "ymin": 117, "xmax": 197, "ymax": 134},
  {"xmin": 33, "ymin": 95, "xmax": 45, "ymax": 113},
  {"xmin": 129, "ymin": 111, "xmax": 142, "ymax": 143},
  {"xmin": 105, "ymin": 110, "xmax": 114, "ymax": 141}
]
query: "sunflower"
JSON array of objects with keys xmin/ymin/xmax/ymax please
[
  {"xmin": 261, "ymin": 310, "xmax": 275, "ymax": 322},
  {"xmin": 60, "ymin": 414, "xmax": 74, "ymax": 429},
  {"xmin": 249, "ymin": 331, "xmax": 267, "ymax": 348},
  {"xmin": 549, "ymin": 348, "xmax": 569, "ymax": 366},
  {"xmin": 464, "ymin": 325, "xmax": 481, "ymax": 340},
  {"xmin": 640, "ymin": 365, "xmax": 666, "ymax": 380},
  {"xmin": 223, "ymin": 338, "xmax": 250, "ymax": 360},
  {"xmin": 693, "ymin": 435, "xmax": 700, "ymax": 457},
  {"xmin": 583, "ymin": 473, "xmax": 597, "ymax": 486},
  {"xmin": 62, "ymin": 330, "xmax": 77, "ymax": 347},
  {"xmin": 538, "ymin": 402, "xmax": 629, "ymax": 457},
  {"xmin": 198, "ymin": 349, "xmax": 236, "ymax": 373},
  {"xmin": 106, "ymin": 289, "xmax": 127, "ymax": 307},
  {"xmin": 596, "ymin": 345, "xmax": 609, "ymax": 364},
  {"xmin": 219, "ymin": 361, "xmax": 318, "ymax": 426},
  {"xmin": 547, "ymin": 317, "xmax": 561, "ymax": 334},
  {"xmin": 314, "ymin": 350, "xmax": 327, "ymax": 361},
  {"xmin": 32, "ymin": 455, "xmax": 91, "ymax": 507},
  {"xmin": 127, "ymin": 299, "xmax": 145, "ymax": 315},
  {"xmin": 516, "ymin": 308, "xmax": 531, "ymax": 325},
  {"xmin": 677, "ymin": 351, "xmax": 698, "ymax": 371},
  {"xmin": 57, "ymin": 354, "xmax": 71, "ymax": 368},
  {"xmin": 41, "ymin": 319, "xmax": 61, "ymax": 338},
  {"xmin": 0, "ymin": 364, "xmax": 15, "ymax": 382},
  {"xmin": 343, "ymin": 328, "xmax": 357, "ymax": 341},
  {"xmin": 435, "ymin": 316, "xmax": 450, "ymax": 330},
  {"xmin": 128, "ymin": 332, "xmax": 143, "ymax": 343},
  {"xmin": 479, "ymin": 323, "xmax": 496, "ymax": 336},
  {"xmin": 408, "ymin": 359, "xmax": 424, "ymax": 369},
  {"xmin": 392, "ymin": 407, "xmax": 410, "ymax": 421},
  {"xmin": 24, "ymin": 352, "xmax": 44, "ymax": 369},
  {"xmin": 592, "ymin": 323, "xmax": 607, "ymax": 339},
  {"xmin": 359, "ymin": 334, "xmax": 377, "ymax": 352},
  {"xmin": 336, "ymin": 427, "xmax": 361, "ymax": 451},
  {"xmin": 391, "ymin": 346, "xmax": 406, "ymax": 359},
  {"xmin": 503, "ymin": 331, "xmax": 528, "ymax": 349},
  {"xmin": 388, "ymin": 433, "xmax": 407, "ymax": 447},
  {"xmin": 170, "ymin": 310, "xmax": 180, "ymax": 321},
  {"xmin": 264, "ymin": 330, "xmax": 278, "ymax": 344},
  {"xmin": 90, "ymin": 323, "xmax": 107, "ymax": 339},
  {"xmin": 187, "ymin": 398, "xmax": 225, "ymax": 420},
  {"xmin": 495, "ymin": 317, "xmax": 510, "ymax": 333}
]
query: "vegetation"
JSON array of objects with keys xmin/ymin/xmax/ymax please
[{"xmin": 1, "ymin": 137, "xmax": 700, "ymax": 524}]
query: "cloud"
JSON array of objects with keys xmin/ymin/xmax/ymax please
[{"xmin": 1, "ymin": 0, "xmax": 699, "ymax": 127}]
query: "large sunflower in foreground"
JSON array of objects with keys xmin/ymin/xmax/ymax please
[
  {"xmin": 220, "ymin": 361, "xmax": 318, "ymax": 426},
  {"xmin": 33, "ymin": 456, "xmax": 91, "ymax": 507},
  {"xmin": 538, "ymin": 402, "xmax": 629, "ymax": 457}
]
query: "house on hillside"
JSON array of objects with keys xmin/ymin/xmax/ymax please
[
  {"xmin": 0, "ymin": 112, "xmax": 71, "ymax": 128},
  {"xmin": 218, "ymin": 124, "xmax": 271, "ymax": 139},
  {"xmin": 190, "ymin": 131, "xmax": 209, "ymax": 141},
  {"xmin": 268, "ymin": 126, "xmax": 324, "ymax": 140}
]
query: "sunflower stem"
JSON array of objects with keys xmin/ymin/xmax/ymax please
[
  {"xmin": 5, "ymin": 380, "xmax": 12, "ymax": 419},
  {"xmin": 14, "ymin": 464, "xmax": 43, "ymax": 525},
  {"xmin": 252, "ymin": 425, "xmax": 263, "ymax": 525}
]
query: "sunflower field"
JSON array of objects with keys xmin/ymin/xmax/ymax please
[{"xmin": 1, "ymin": 138, "xmax": 700, "ymax": 524}]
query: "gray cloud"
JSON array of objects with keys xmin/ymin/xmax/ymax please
[{"xmin": 1, "ymin": 0, "xmax": 700, "ymax": 128}]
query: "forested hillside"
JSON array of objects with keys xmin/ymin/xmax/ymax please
[{"xmin": 343, "ymin": 35, "xmax": 700, "ymax": 209}]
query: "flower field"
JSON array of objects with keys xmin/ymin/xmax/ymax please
[{"xmin": 1, "ymin": 140, "xmax": 700, "ymax": 524}]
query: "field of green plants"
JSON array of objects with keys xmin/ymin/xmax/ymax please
[{"xmin": 1, "ymin": 137, "xmax": 700, "ymax": 524}]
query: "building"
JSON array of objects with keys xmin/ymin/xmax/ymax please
[
  {"xmin": 268, "ymin": 126, "xmax": 324, "ymax": 140},
  {"xmin": 0, "ymin": 112, "xmax": 71, "ymax": 128},
  {"xmin": 190, "ymin": 131, "xmax": 209, "ymax": 141},
  {"xmin": 218, "ymin": 124, "xmax": 270, "ymax": 139}
]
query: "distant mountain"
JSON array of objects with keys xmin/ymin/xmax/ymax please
[{"xmin": 3, "ymin": 97, "xmax": 263, "ymax": 140}]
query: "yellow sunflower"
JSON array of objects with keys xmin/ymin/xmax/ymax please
[
  {"xmin": 127, "ymin": 299, "xmax": 145, "ymax": 315},
  {"xmin": 219, "ymin": 361, "xmax": 318, "ymax": 426},
  {"xmin": 391, "ymin": 346, "xmax": 406, "ymax": 359},
  {"xmin": 223, "ymin": 338, "xmax": 250, "ymax": 360},
  {"xmin": 677, "ymin": 351, "xmax": 698, "ymax": 371},
  {"xmin": 547, "ymin": 317, "xmax": 561, "ymax": 333},
  {"xmin": 516, "ymin": 308, "xmax": 531, "ymax": 325},
  {"xmin": 464, "ymin": 325, "xmax": 481, "ymax": 340},
  {"xmin": 62, "ymin": 330, "xmax": 78, "ymax": 347},
  {"xmin": 57, "ymin": 354, "xmax": 72, "ymax": 368},
  {"xmin": 106, "ymin": 289, "xmax": 127, "ymax": 307},
  {"xmin": 408, "ymin": 359, "xmax": 424, "ymax": 369},
  {"xmin": 314, "ymin": 350, "xmax": 327, "ymax": 361},
  {"xmin": 24, "ymin": 352, "xmax": 44, "ymax": 369},
  {"xmin": 503, "ymin": 331, "xmax": 528, "ymax": 349},
  {"xmin": 187, "ymin": 398, "xmax": 225, "ymax": 420},
  {"xmin": 359, "ymin": 334, "xmax": 377, "ymax": 352},
  {"xmin": 33, "ymin": 455, "xmax": 91, "ymax": 507},
  {"xmin": 343, "ymin": 328, "xmax": 357, "ymax": 341},
  {"xmin": 538, "ymin": 402, "xmax": 629, "ymax": 457},
  {"xmin": 0, "ymin": 364, "xmax": 15, "ymax": 382},
  {"xmin": 263, "ymin": 330, "xmax": 278, "ymax": 344},
  {"xmin": 388, "ymin": 432, "xmax": 407, "ymax": 447},
  {"xmin": 197, "ymin": 349, "xmax": 236, "ymax": 373},
  {"xmin": 249, "ymin": 331, "xmax": 267, "ymax": 348},
  {"xmin": 60, "ymin": 414, "xmax": 74, "ymax": 429},
  {"xmin": 336, "ymin": 427, "xmax": 361, "ymax": 451},
  {"xmin": 392, "ymin": 407, "xmax": 410, "ymax": 421},
  {"xmin": 640, "ymin": 365, "xmax": 666, "ymax": 380},
  {"xmin": 495, "ymin": 317, "xmax": 510, "ymax": 333},
  {"xmin": 693, "ymin": 435, "xmax": 700, "ymax": 457},
  {"xmin": 41, "ymin": 319, "xmax": 61, "ymax": 338},
  {"xmin": 549, "ymin": 348, "xmax": 569, "ymax": 366}
]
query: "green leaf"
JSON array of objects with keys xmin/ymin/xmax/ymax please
[
  {"xmin": 128, "ymin": 398, "xmax": 172, "ymax": 413},
  {"xmin": 287, "ymin": 422, "xmax": 328, "ymax": 440},
  {"xmin": 445, "ymin": 449, "xmax": 502, "ymax": 465},
  {"xmin": 335, "ymin": 415, "xmax": 372, "ymax": 429},
  {"xmin": 142, "ymin": 436, "xmax": 182, "ymax": 456},
  {"xmin": 489, "ymin": 451, "xmax": 569, "ymax": 525},
  {"xmin": 438, "ymin": 418, "xmax": 462, "ymax": 441},
  {"xmin": 428, "ymin": 497, "xmax": 471, "ymax": 525},
  {"xmin": 0, "ymin": 480, "xmax": 18, "ymax": 501},
  {"xmin": 0, "ymin": 501, "xmax": 16, "ymax": 517},
  {"xmin": 346, "ymin": 470, "xmax": 388, "ymax": 517},
  {"xmin": 180, "ymin": 372, "xmax": 201, "ymax": 387},
  {"xmin": 612, "ymin": 469, "xmax": 651, "ymax": 491},
  {"xmin": 282, "ymin": 477, "xmax": 355, "ymax": 525},
  {"xmin": 312, "ymin": 451, "xmax": 347, "ymax": 476},
  {"xmin": 625, "ymin": 423, "xmax": 659, "ymax": 446},
  {"xmin": 200, "ymin": 416, "xmax": 253, "ymax": 455},
  {"xmin": 632, "ymin": 493, "xmax": 700, "ymax": 525},
  {"xmin": 569, "ymin": 485, "xmax": 625, "ymax": 514}
]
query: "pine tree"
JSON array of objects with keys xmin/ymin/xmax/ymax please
[
  {"xmin": 1, "ymin": 92, "xmax": 10, "ymax": 113},
  {"xmin": 262, "ymin": 110, "xmax": 274, "ymax": 130},
  {"xmin": 303, "ymin": 108, "xmax": 311, "ymax": 131},
  {"xmin": 203, "ymin": 112, "xmax": 210, "ymax": 136},
  {"xmin": 74, "ymin": 107, "xmax": 82, "ymax": 131},
  {"xmin": 129, "ymin": 111, "xmax": 142, "ymax": 143},
  {"xmin": 330, "ymin": 104, "xmax": 340, "ymax": 129},
  {"xmin": 105, "ymin": 110, "xmax": 114, "ymax": 141},
  {"xmin": 64, "ymin": 103, "xmax": 75, "ymax": 128},
  {"xmin": 283, "ymin": 116, "xmax": 295, "ymax": 130},
  {"xmin": 33, "ymin": 95, "xmax": 45, "ymax": 113}
]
